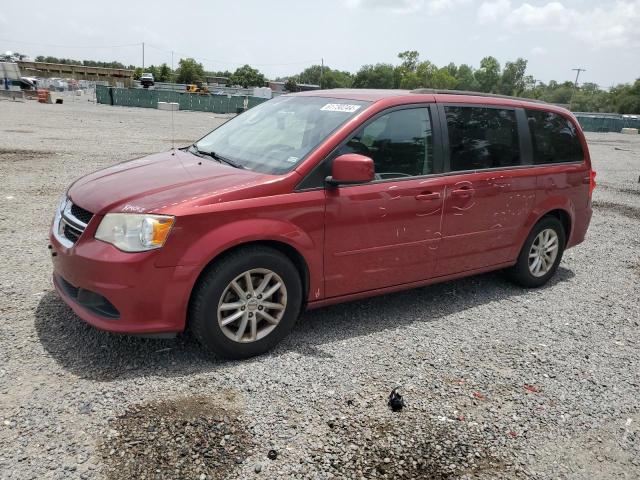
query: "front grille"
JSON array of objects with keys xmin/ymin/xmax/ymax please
[
  {"xmin": 59, "ymin": 200, "xmax": 93, "ymax": 245},
  {"xmin": 58, "ymin": 276, "xmax": 79, "ymax": 297},
  {"xmin": 63, "ymin": 223, "xmax": 82, "ymax": 243},
  {"xmin": 71, "ymin": 204, "xmax": 93, "ymax": 224}
]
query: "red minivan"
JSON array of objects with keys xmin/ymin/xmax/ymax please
[{"xmin": 50, "ymin": 89, "xmax": 595, "ymax": 358}]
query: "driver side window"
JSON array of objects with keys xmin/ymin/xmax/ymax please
[{"xmin": 339, "ymin": 107, "xmax": 433, "ymax": 179}]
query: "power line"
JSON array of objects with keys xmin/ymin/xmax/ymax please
[
  {"xmin": 1, "ymin": 37, "xmax": 319, "ymax": 70},
  {"xmin": 145, "ymin": 43, "xmax": 318, "ymax": 67},
  {"xmin": 0, "ymin": 38, "xmax": 142, "ymax": 49}
]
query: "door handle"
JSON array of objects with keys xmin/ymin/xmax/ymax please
[
  {"xmin": 451, "ymin": 187, "xmax": 475, "ymax": 198},
  {"xmin": 415, "ymin": 192, "xmax": 441, "ymax": 201}
]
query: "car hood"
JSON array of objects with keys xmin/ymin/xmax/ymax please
[{"xmin": 67, "ymin": 149, "xmax": 274, "ymax": 215}]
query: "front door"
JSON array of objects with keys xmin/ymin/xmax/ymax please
[{"xmin": 324, "ymin": 106, "xmax": 446, "ymax": 297}]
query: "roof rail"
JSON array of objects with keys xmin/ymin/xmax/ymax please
[{"xmin": 410, "ymin": 88, "xmax": 547, "ymax": 104}]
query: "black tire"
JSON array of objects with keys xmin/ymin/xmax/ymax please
[
  {"xmin": 507, "ymin": 216, "xmax": 566, "ymax": 288},
  {"xmin": 189, "ymin": 246, "xmax": 302, "ymax": 359}
]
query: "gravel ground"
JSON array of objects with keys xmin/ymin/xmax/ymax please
[{"xmin": 0, "ymin": 99, "xmax": 639, "ymax": 480}]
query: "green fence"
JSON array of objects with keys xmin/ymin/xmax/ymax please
[
  {"xmin": 574, "ymin": 113, "xmax": 640, "ymax": 133},
  {"xmin": 96, "ymin": 85, "xmax": 268, "ymax": 114},
  {"xmin": 95, "ymin": 86, "xmax": 640, "ymax": 130}
]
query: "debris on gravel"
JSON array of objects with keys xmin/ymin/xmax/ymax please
[{"xmin": 99, "ymin": 394, "xmax": 250, "ymax": 480}]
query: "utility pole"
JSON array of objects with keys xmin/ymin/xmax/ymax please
[
  {"xmin": 142, "ymin": 42, "xmax": 145, "ymax": 70},
  {"xmin": 569, "ymin": 68, "xmax": 586, "ymax": 110},
  {"xmin": 572, "ymin": 68, "xmax": 586, "ymax": 88},
  {"xmin": 320, "ymin": 58, "xmax": 324, "ymax": 89}
]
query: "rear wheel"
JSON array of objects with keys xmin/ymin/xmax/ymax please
[
  {"xmin": 507, "ymin": 216, "xmax": 566, "ymax": 288},
  {"xmin": 190, "ymin": 246, "xmax": 302, "ymax": 359}
]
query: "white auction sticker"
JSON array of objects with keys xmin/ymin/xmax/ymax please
[{"xmin": 320, "ymin": 103, "xmax": 362, "ymax": 113}]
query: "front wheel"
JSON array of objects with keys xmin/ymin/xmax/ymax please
[
  {"xmin": 507, "ymin": 216, "xmax": 566, "ymax": 288},
  {"xmin": 189, "ymin": 246, "xmax": 302, "ymax": 359}
]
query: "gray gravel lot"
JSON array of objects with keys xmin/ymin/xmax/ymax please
[{"xmin": 0, "ymin": 99, "xmax": 639, "ymax": 479}]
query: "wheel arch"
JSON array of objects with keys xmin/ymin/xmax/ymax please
[
  {"xmin": 513, "ymin": 199, "xmax": 575, "ymax": 260},
  {"xmin": 544, "ymin": 208, "xmax": 572, "ymax": 240},
  {"xmin": 186, "ymin": 239, "xmax": 311, "ymax": 328}
]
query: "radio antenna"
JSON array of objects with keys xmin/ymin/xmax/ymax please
[{"xmin": 171, "ymin": 50, "xmax": 175, "ymax": 153}]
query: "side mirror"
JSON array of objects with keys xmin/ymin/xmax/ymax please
[{"xmin": 326, "ymin": 154, "xmax": 374, "ymax": 186}]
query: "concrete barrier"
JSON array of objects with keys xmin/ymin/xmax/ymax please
[
  {"xmin": 0, "ymin": 90, "xmax": 25, "ymax": 101},
  {"xmin": 621, "ymin": 128, "xmax": 639, "ymax": 135},
  {"xmin": 158, "ymin": 102, "xmax": 179, "ymax": 111}
]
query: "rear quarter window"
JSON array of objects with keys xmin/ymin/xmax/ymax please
[{"xmin": 525, "ymin": 110, "xmax": 584, "ymax": 164}]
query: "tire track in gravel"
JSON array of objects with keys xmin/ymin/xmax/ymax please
[
  {"xmin": 0, "ymin": 148, "xmax": 58, "ymax": 161},
  {"xmin": 597, "ymin": 183, "xmax": 640, "ymax": 197},
  {"xmin": 592, "ymin": 200, "xmax": 640, "ymax": 220}
]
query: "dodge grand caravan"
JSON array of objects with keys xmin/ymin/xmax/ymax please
[{"xmin": 50, "ymin": 89, "xmax": 595, "ymax": 358}]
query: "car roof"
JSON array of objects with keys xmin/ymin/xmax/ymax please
[
  {"xmin": 294, "ymin": 89, "xmax": 410, "ymax": 102},
  {"xmin": 293, "ymin": 88, "xmax": 569, "ymax": 114}
]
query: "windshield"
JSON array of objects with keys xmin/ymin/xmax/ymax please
[{"xmin": 193, "ymin": 96, "xmax": 370, "ymax": 174}]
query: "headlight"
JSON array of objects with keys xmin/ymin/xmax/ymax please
[{"xmin": 95, "ymin": 214, "xmax": 175, "ymax": 252}]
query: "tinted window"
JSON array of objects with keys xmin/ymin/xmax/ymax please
[
  {"xmin": 526, "ymin": 110, "xmax": 584, "ymax": 164},
  {"xmin": 339, "ymin": 107, "xmax": 433, "ymax": 179},
  {"xmin": 445, "ymin": 106, "xmax": 521, "ymax": 171}
]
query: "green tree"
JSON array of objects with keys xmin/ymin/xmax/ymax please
[
  {"xmin": 229, "ymin": 64, "xmax": 266, "ymax": 88},
  {"xmin": 415, "ymin": 61, "xmax": 438, "ymax": 88},
  {"xmin": 499, "ymin": 58, "xmax": 528, "ymax": 96},
  {"xmin": 431, "ymin": 68, "xmax": 458, "ymax": 89},
  {"xmin": 398, "ymin": 50, "xmax": 420, "ymax": 71},
  {"xmin": 475, "ymin": 56, "xmax": 501, "ymax": 93},
  {"xmin": 328, "ymin": 70, "xmax": 353, "ymax": 89},
  {"xmin": 146, "ymin": 65, "xmax": 160, "ymax": 78},
  {"xmin": 443, "ymin": 62, "xmax": 458, "ymax": 78},
  {"xmin": 395, "ymin": 51, "xmax": 422, "ymax": 89},
  {"xmin": 455, "ymin": 64, "xmax": 479, "ymax": 91},
  {"xmin": 158, "ymin": 63, "xmax": 172, "ymax": 82},
  {"xmin": 397, "ymin": 72, "xmax": 421, "ymax": 89},
  {"xmin": 352, "ymin": 64, "xmax": 396, "ymax": 89},
  {"xmin": 566, "ymin": 82, "xmax": 611, "ymax": 112},
  {"xmin": 175, "ymin": 58, "xmax": 206, "ymax": 84},
  {"xmin": 284, "ymin": 77, "xmax": 299, "ymax": 92},
  {"xmin": 207, "ymin": 70, "xmax": 233, "ymax": 78},
  {"xmin": 542, "ymin": 81, "xmax": 575, "ymax": 105},
  {"xmin": 611, "ymin": 79, "xmax": 640, "ymax": 114},
  {"xmin": 297, "ymin": 64, "xmax": 352, "ymax": 89},
  {"xmin": 297, "ymin": 65, "xmax": 324, "ymax": 86}
]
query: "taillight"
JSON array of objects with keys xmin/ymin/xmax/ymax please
[{"xmin": 589, "ymin": 170, "xmax": 597, "ymax": 198}]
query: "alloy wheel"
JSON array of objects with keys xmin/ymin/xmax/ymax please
[
  {"xmin": 217, "ymin": 268, "xmax": 287, "ymax": 343},
  {"xmin": 528, "ymin": 228, "xmax": 559, "ymax": 277}
]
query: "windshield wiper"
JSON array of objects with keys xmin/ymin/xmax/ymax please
[{"xmin": 191, "ymin": 145, "xmax": 245, "ymax": 169}]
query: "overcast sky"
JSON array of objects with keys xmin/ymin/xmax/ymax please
[{"xmin": 0, "ymin": 0, "xmax": 638, "ymax": 87}]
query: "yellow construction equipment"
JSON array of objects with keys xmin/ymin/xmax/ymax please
[{"xmin": 185, "ymin": 82, "xmax": 210, "ymax": 95}]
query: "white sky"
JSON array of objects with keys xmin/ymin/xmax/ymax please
[{"xmin": 0, "ymin": 0, "xmax": 638, "ymax": 87}]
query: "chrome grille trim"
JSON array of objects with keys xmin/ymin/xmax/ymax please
[
  {"xmin": 62, "ymin": 201, "xmax": 89, "ymax": 229},
  {"xmin": 53, "ymin": 198, "xmax": 93, "ymax": 247}
]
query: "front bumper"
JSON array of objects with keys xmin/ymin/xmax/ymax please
[{"xmin": 50, "ymin": 229, "xmax": 198, "ymax": 335}]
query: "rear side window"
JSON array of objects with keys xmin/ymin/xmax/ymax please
[
  {"xmin": 525, "ymin": 110, "xmax": 584, "ymax": 164},
  {"xmin": 445, "ymin": 106, "xmax": 521, "ymax": 171}
]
